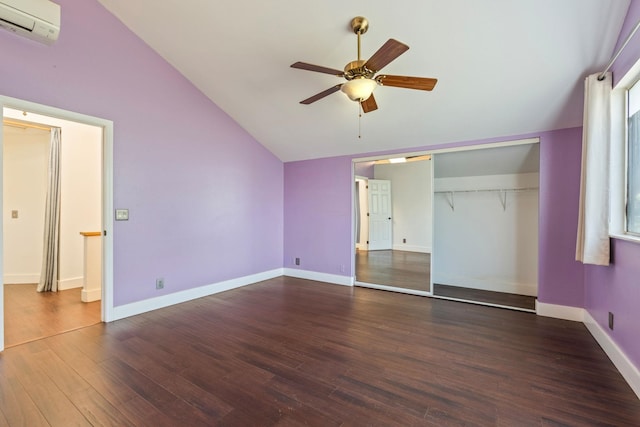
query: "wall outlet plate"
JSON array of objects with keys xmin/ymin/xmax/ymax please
[
  {"xmin": 156, "ymin": 278, "xmax": 164, "ymax": 290},
  {"xmin": 115, "ymin": 209, "xmax": 129, "ymax": 221}
]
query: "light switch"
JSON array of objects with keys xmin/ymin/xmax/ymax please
[
  {"xmin": 115, "ymin": 209, "xmax": 129, "ymax": 221},
  {"xmin": 11, "ymin": 210, "xmax": 18, "ymax": 219}
]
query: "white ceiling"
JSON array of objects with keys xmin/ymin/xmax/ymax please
[{"xmin": 97, "ymin": 0, "xmax": 629, "ymax": 162}]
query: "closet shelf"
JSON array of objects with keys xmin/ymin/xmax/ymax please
[{"xmin": 435, "ymin": 187, "xmax": 538, "ymax": 211}]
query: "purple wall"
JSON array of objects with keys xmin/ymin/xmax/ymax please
[
  {"xmin": 284, "ymin": 157, "xmax": 353, "ymax": 275},
  {"xmin": 538, "ymin": 128, "xmax": 584, "ymax": 306},
  {"xmin": 0, "ymin": 0, "xmax": 283, "ymax": 306},
  {"xmin": 584, "ymin": 0, "xmax": 640, "ymax": 367},
  {"xmin": 354, "ymin": 161, "xmax": 375, "ymax": 179}
]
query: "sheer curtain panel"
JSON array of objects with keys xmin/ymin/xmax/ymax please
[{"xmin": 38, "ymin": 127, "xmax": 62, "ymax": 292}]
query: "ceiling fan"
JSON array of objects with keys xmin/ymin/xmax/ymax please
[{"xmin": 291, "ymin": 16, "xmax": 438, "ymax": 113}]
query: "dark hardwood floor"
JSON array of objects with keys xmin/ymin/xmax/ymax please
[
  {"xmin": 356, "ymin": 249, "xmax": 430, "ymax": 292},
  {"xmin": 4, "ymin": 283, "xmax": 101, "ymax": 348},
  {"xmin": 1, "ymin": 276, "xmax": 638, "ymax": 426}
]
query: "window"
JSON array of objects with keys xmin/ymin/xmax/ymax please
[
  {"xmin": 610, "ymin": 59, "xmax": 640, "ymax": 242},
  {"xmin": 627, "ymin": 80, "xmax": 640, "ymax": 235}
]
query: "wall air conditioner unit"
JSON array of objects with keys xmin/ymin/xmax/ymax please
[{"xmin": 0, "ymin": 0, "xmax": 60, "ymax": 45}]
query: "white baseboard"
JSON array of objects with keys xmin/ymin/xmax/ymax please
[
  {"xmin": 111, "ymin": 268, "xmax": 284, "ymax": 321},
  {"xmin": 3, "ymin": 274, "xmax": 40, "ymax": 284},
  {"xmin": 392, "ymin": 244, "xmax": 431, "ymax": 253},
  {"xmin": 58, "ymin": 277, "xmax": 84, "ymax": 290},
  {"xmin": 81, "ymin": 288, "xmax": 101, "ymax": 302},
  {"xmin": 283, "ymin": 268, "xmax": 353, "ymax": 286},
  {"xmin": 584, "ymin": 311, "xmax": 640, "ymax": 400},
  {"xmin": 535, "ymin": 301, "xmax": 585, "ymax": 322}
]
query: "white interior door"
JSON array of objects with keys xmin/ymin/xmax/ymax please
[{"xmin": 368, "ymin": 179, "xmax": 392, "ymax": 250}]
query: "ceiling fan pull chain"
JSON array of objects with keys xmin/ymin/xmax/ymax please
[{"xmin": 358, "ymin": 102, "xmax": 363, "ymax": 139}]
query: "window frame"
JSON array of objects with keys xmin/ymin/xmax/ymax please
[{"xmin": 610, "ymin": 60, "xmax": 640, "ymax": 244}]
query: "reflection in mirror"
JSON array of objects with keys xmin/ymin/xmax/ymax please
[
  {"xmin": 354, "ymin": 156, "xmax": 432, "ymax": 294},
  {"xmin": 432, "ymin": 142, "xmax": 540, "ymax": 311}
]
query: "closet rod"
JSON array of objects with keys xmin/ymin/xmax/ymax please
[{"xmin": 434, "ymin": 187, "xmax": 538, "ymax": 194}]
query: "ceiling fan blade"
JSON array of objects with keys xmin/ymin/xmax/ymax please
[
  {"xmin": 364, "ymin": 39, "xmax": 409, "ymax": 73},
  {"xmin": 291, "ymin": 62, "xmax": 344, "ymax": 76},
  {"xmin": 376, "ymin": 75, "xmax": 438, "ymax": 91},
  {"xmin": 300, "ymin": 85, "xmax": 342, "ymax": 104},
  {"xmin": 361, "ymin": 94, "xmax": 378, "ymax": 113}
]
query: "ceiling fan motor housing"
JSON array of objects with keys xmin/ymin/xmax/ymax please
[{"xmin": 344, "ymin": 60, "xmax": 375, "ymax": 80}]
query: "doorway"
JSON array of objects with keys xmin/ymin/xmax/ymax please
[{"xmin": 0, "ymin": 97, "xmax": 114, "ymax": 351}]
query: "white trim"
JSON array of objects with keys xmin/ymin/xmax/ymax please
[
  {"xmin": 111, "ymin": 268, "xmax": 284, "ymax": 321},
  {"xmin": 81, "ymin": 288, "xmax": 101, "ymax": 302},
  {"xmin": 2, "ymin": 274, "xmax": 40, "ymax": 284},
  {"xmin": 392, "ymin": 244, "xmax": 431, "ymax": 253},
  {"xmin": 101, "ymin": 122, "xmax": 114, "ymax": 322},
  {"xmin": 283, "ymin": 268, "xmax": 353, "ymax": 286},
  {"xmin": 58, "ymin": 277, "xmax": 83, "ymax": 290},
  {"xmin": 609, "ymin": 232, "xmax": 640, "ymax": 245},
  {"xmin": 535, "ymin": 300, "xmax": 585, "ymax": 322},
  {"xmin": 584, "ymin": 311, "xmax": 640, "ymax": 399}
]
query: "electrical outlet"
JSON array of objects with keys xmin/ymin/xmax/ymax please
[
  {"xmin": 403, "ymin": 238, "xmax": 406, "ymax": 243},
  {"xmin": 608, "ymin": 312, "xmax": 614, "ymax": 330},
  {"xmin": 156, "ymin": 278, "xmax": 164, "ymax": 290},
  {"xmin": 115, "ymin": 209, "xmax": 129, "ymax": 221},
  {"xmin": 11, "ymin": 210, "xmax": 18, "ymax": 219},
  {"xmin": 295, "ymin": 257, "xmax": 300, "ymax": 266}
]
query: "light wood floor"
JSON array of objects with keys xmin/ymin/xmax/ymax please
[
  {"xmin": 0, "ymin": 276, "xmax": 639, "ymax": 425},
  {"xmin": 3, "ymin": 283, "xmax": 101, "ymax": 348}
]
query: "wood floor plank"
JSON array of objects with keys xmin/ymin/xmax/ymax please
[
  {"xmin": 0, "ymin": 374, "xmax": 49, "ymax": 427},
  {"xmin": 1, "ymin": 277, "xmax": 639, "ymax": 425},
  {"xmin": 8, "ymin": 350, "xmax": 92, "ymax": 426},
  {"xmin": 68, "ymin": 387, "xmax": 135, "ymax": 427}
]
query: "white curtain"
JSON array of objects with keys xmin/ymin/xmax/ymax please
[
  {"xmin": 38, "ymin": 127, "xmax": 62, "ymax": 292},
  {"xmin": 576, "ymin": 73, "xmax": 611, "ymax": 265}
]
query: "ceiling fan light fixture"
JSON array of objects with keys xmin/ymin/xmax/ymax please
[{"xmin": 341, "ymin": 78, "xmax": 377, "ymax": 102}]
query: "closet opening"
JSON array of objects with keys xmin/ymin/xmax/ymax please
[{"xmin": 352, "ymin": 138, "xmax": 539, "ymax": 312}]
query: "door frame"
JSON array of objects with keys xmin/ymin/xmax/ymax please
[{"xmin": 0, "ymin": 95, "xmax": 115, "ymax": 351}]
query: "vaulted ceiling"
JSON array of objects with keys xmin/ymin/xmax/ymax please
[{"xmin": 97, "ymin": 0, "xmax": 629, "ymax": 162}]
